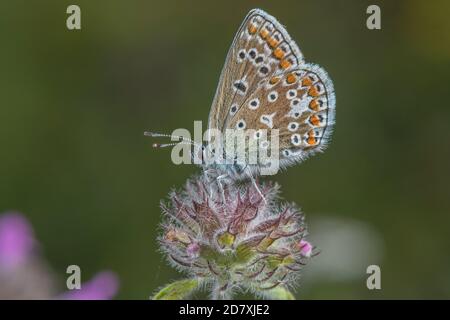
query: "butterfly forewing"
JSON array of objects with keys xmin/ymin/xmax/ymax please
[{"xmin": 208, "ymin": 9, "xmax": 304, "ymax": 132}]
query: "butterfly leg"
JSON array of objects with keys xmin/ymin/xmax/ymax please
[
  {"xmin": 247, "ymin": 171, "xmax": 267, "ymax": 204},
  {"xmin": 202, "ymin": 168, "xmax": 216, "ymax": 198},
  {"xmin": 216, "ymin": 174, "xmax": 230, "ymax": 210}
]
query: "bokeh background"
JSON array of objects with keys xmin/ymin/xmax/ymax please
[{"xmin": 1, "ymin": 0, "xmax": 450, "ymax": 299}]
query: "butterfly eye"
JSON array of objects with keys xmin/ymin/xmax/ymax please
[{"xmin": 282, "ymin": 149, "xmax": 291, "ymax": 157}]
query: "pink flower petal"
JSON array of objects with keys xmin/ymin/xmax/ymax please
[
  {"xmin": 0, "ymin": 212, "xmax": 36, "ymax": 269},
  {"xmin": 299, "ymin": 240, "xmax": 313, "ymax": 257}
]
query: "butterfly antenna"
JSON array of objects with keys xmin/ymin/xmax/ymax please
[
  {"xmin": 151, "ymin": 141, "xmax": 195, "ymax": 149},
  {"xmin": 144, "ymin": 131, "xmax": 202, "ymax": 148}
]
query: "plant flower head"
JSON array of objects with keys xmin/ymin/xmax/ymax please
[{"xmin": 154, "ymin": 175, "xmax": 315, "ymax": 300}]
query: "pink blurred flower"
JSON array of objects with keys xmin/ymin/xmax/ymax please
[
  {"xmin": 58, "ymin": 271, "xmax": 119, "ymax": 300},
  {"xmin": 0, "ymin": 211, "xmax": 119, "ymax": 300},
  {"xmin": 0, "ymin": 213, "xmax": 35, "ymax": 270}
]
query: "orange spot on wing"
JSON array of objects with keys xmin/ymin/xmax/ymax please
[
  {"xmin": 309, "ymin": 99, "xmax": 320, "ymax": 111},
  {"xmin": 286, "ymin": 73, "xmax": 297, "ymax": 84},
  {"xmin": 307, "ymin": 130, "xmax": 317, "ymax": 145},
  {"xmin": 248, "ymin": 23, "xmax": 257, "ymax": 34},
  {"xmin": 307, "ymin": 137, "xmax": 316, "ymax": 145},
  {"xmin": 260, "ymin": 28, "xmax": 269, "ymax": 39},
  {"xmin": 267, "ymin": 37, "xmax": 279, "ymax": 48},
  {"xmin": 279, "ymin": 59, "xmax": 291, "ymax": 69},
  {"xmin": 301, "ymin": 77, "xmax": 313, "ymax": 87},
  {"xmin": 273, "ymin": 47, "xmax": 285, "ymax": 59},
  {"xmin": 308, "ymin": 86, "xmax": 320, "ymax": 97},
  {"xmin": 269, "ymin": 76, "xmax": 280, "ymax": 85},
  {"xmin": 310, "ymin": 115, "xmax": 320, "ymax": 126}
]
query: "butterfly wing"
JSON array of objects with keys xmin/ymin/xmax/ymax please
[
  {"xmin": 207, "ymin": 8, "xmax": 335, "ymax": 172},
  {"xmin": 226, "ymin": 64, "xmax": 335, "ymax": 169},
  {"xmin": 207, "ymin": 9, "xmax": 304, "ymax": 132}
]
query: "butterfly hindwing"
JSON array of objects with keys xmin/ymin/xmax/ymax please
[{"xmin": 227, "ymin": 64, "xmax": 335, "ymax": 166}]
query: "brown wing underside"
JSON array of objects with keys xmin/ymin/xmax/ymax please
[
  {"xmin": 207, "ymin": 9, "xmax": 335, "ymax": 162},
  {"xmin": 208, "ymin": 9, "xmax": 303, "ymax": 132}
]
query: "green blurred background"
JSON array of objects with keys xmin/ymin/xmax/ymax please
[{"xmin": 1, "ymin": 0, "xmax": 450, "ymax": 299}]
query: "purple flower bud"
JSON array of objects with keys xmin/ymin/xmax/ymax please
[
  {"xmin": 299, "ymin": 240, "xmax": 313, "ymax": 257},
  {"xmin": 186, "ymin": 243, "xmax": 201, "ymax": 259}
]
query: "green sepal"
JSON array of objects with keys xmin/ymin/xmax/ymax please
[
  {"xmin": 235, "ymin": 241, "xmax": 256, "ymax": 265},
  {"xmin": 152, "ymin": 278, "xmax": 200, "ymax": 300},
  {"xmin": 263, "ymin": 286, "xmax": 295, "ymax": 300}
]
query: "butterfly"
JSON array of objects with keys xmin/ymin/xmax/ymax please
[{"xmin": 146, "ymin": 8, "xmax": 335, "ymax": 184}]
